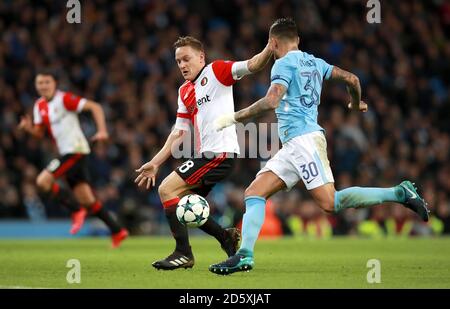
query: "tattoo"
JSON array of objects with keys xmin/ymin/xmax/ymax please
[
  {"xmin": 235, "ymin": 83, "xmax": 286, "ymax": 122},
  {"xmin": 330, "ymin": 66, "xmax": 361, "ymax": 105}
]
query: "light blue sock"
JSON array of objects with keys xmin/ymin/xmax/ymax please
[
  {"xmin": 334, "ymin": 186, "xmax": 405, "ymax": 212},
  {"xmin": 237, "ymin": 196, "xmax": 266, "ymax": 257}
]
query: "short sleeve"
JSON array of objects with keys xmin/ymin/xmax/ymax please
[
  {"xmin": 315, "ymin": 57, "xmax": 334, "ymax": 80},
  {"xmin": 231, "ymin": 61, "xmax": 251, "ymax": 80},
  {"xmin": 270, "ymin": 58, "xmax": 293, "ymax": 88},
  {"xmin": 63, "ymin": 92, "xmax": 87, "ymax": 112},
  {"xmin": 33, "ymin": 103, "xmax": 42, "ymax": 125},
  {"xmin": 212, "ymin": 60, "xmax": 236, "ymax": 86},
  {"xmin": 174, "ymin": 94, "xmax": 191, "ymax": 131}
]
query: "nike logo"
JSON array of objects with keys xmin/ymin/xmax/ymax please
[
  {"xmin": 306, "ymin": 178, "xmax": 316, "ymax": 184},
  {"xmin": 404, "ymin": 186, "xmax": 417, "ymax": 199}
]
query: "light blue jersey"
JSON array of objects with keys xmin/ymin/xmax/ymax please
[{"xmin": 271, "ymin": 50, "xmax": 333, "ymax": 144}]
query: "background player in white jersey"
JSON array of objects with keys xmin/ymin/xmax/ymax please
[
  {"xmin": 210, "ymin": 18, "xmax": 430, "ymax": 274},
  {"xmin": 18, "ymin": 70, "xmax": 128, "ymax": 248},
  {"xmin": 135, "ymin": 36, "xmax": 273, "ymax": 270}
]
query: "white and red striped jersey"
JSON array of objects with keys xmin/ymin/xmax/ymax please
[
  {"xmin": 175, "ymin": 60, "xmax": 243, "ymax": 155},
  {"xmin": 33, "ymin": 90, "xmax": 90, "ymax": 155}
]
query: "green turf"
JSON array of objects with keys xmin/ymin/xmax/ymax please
[{"xmin": 0, "ymin": 236, "xmax": 449, "ymax": 288}]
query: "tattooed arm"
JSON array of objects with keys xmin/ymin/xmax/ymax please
[
  {"xmin": 330, "ymin": 66, "xmax": 367, "ymax": 112},
  {"xmin": 231, "ymin": 39, "xmax": 274, "ymax": 79},
  {"xmin": 214, "ymin": 83, "xmax": 287, "ymax": 130},
  {"xmin": 246, "ymin": 40, "xmax": 274, "ymax": 73},
  {"xmin": 235, "ymin": 83, "xmax": 286, "ymax": 121}
]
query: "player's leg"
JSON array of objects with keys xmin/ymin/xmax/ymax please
[
  {"xmin": 301, "ymin": 132, "xmax": 429, "ymax": 221},
  {"xmin": 153, "ymin": 153, "xmax": 240, "ymax": 270},
  {"xmin": 37, "ymin": 160, "xmax": 80, "ymax": 212},
  {"xmin": 36, "ymin": 169, "xmax": 54, "ymax": 193},
  {"xmin": 187, "ymin": 185, "xmax": 241, "ymax": 257},
  {"xmin": 158, "ymin": 171, "xmax": 195, "ymax": 261},
  {"xmin": 239, "ymin": 171, "xmax": 286, "ymax": 255},
  {"xmin": 188, "ymin": 153, "xmax": 241, "ymax": 257},
  {"xmin": 67, "ymin": 155, "xmax": 128, "ymax": 246},
  {"xmin": 37, "ymin": 157, "xmax": 85, "ymax": 234},
  {"xmin": 209, "ymin": 146, "xmax": 298, "ymax": 275},
  {"xmin": 308, "ymin": 183, "xmax": 336, "ymax": 213},
  {"xmin": 235, "ymin": 142, "xmax": 302, "ymax": 262},
  {"xmin": 330, "ymin": 182, "xmax": 429, "ymax": 221},
  {"xmin": 71, "ymin": 182, "xmax": 128, "ymax": 247},
  {"xmin": 309, "ymin": 181, "xmax": 430, "ymax": 221},
  {"xmin": 209, "ymin": 171, "xmax": 286, "ymax": 275},
  {"xmin": 152, "ymin": 170, "xmax": 200, "ymax": 270}
]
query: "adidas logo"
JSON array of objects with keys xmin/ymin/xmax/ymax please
[{"xmin": 169, "ymin": 256, "xmax": 190, "ymax": 266}]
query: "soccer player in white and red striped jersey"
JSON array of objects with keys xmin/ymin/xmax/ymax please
[
  {"xmin": 135, "ymin": 36, "xmax": 273, "ymax": 270},
  {"xmin": 18, "ymin": 70, "xmax": 128, "ymax": 248}
]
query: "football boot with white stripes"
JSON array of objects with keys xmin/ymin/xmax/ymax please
[{"xmin": 152, "ymin": 251, "xmax": 195, "ymax": 270}]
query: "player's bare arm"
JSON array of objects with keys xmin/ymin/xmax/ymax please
[
  {"xmin": 246, "ymin": 41, "xmax": 274, "ymax": 73},
  {"xmin": 214, "ymin": 83, "xmax": 286, "ymax": 131},
  {"xmin": 18, "ymin": 114, "xmax": 45, "ymax": 138},
  {"xmin": 230, "ymin": 40, "xmax": 273, "ymax": 80},
  {"xmin": 235, "ymin": 83, "xmax": 286, "ymax": 120},
  {"xmin": 330, "ymin": 66, "xmax": 368, "ymax": 112},
  {"xmin": 135, "ymin": 129, "xmax": 186, "ymax": 189},
  {"xmin": 82, "ymin": 100, "xmax": 109, "ymax": 142}
]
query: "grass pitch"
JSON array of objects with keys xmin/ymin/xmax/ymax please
[{"xmin": 0, "ymin": 236, "xmax": 449, "ymax": 288}]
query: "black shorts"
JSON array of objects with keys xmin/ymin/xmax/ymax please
[
  {"xmin": 45, "ymin": 153, "xmax": 90, "ymax": 188},
  {"xmin": 175, "ymin": 152, "xmax": 236, "ymax": 197}
]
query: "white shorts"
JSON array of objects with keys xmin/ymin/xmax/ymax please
[{"xmin": 257, "ymin": 131, "xmax": 334, "ymax": 190}]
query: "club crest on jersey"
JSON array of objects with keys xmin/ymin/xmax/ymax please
[{"xmin": 200, "ymin": 77, "xmax": 208, "ymax": 86}]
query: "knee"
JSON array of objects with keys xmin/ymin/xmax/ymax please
[
  {"xmin": 77, "ymin": 195, "xmax": 95, "ymax": 207},
  {"xmin": 36, "ymin": 174, "xmax": 52, "ymax": 192},
  {"xmin": 158, "ymin": 181, "xmax": 171, "ymax": 200},
  {"xmin": 317, "ymin": 195, "xmax": 335, "ymax": 214}
]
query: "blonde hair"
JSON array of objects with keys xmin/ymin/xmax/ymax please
[{"xmin": 173, "ymin": 36, "xmax": 204, "ymax": 52}]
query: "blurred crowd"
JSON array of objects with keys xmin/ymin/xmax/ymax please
[{"xmin": 1, "ymin": 0, "xmax": 449, "ymax": 237}]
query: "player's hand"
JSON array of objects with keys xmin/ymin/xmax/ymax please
[
  {"xmin": 348, "ymin": 101, "xmax": 368, "ymax": 113},
  {"xmin": 91, "ymin": 130, "xmax": 109, "ymax": 142},
  {"xmin": 18, "ymin": 115, "xmax": 33, "ymax": 131},
  {"xmin": 268, "ymin": 37, "xmax": 276, "ymax": 53},
  {"xmin": 214, "ymin": 113, "xmax": 237, "ymax": 132},
  {"xmin": 135, "ymin": 162, "xmax": 159, "ymax": 190}
]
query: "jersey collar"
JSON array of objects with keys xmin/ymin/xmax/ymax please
[
  {"xmin": 192, "ymin": 65, "xmax": 207, "ymax": 83},
  {"xmin": 45, "ymin": 90, "xmax": 60, "ymax": 103},
  {"xmin": 286, "ymin": 49, "xmax": 301, "ymax": 55}
]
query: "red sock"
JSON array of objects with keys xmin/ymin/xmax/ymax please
[
  {"xmin": 163, "ymin": 197, "xmax": 180, "ymax": 211},
  {"xmin": 90, "ymin": 200, "xmax": 103, "ymax": 214},
  {"xmin": 51, "ymin": 183, "xmax": 60, "ymax": 195}
]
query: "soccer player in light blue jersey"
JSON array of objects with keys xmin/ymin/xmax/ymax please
[{"xmin": 209, "ymin": 18, "xmax": 430, "ymax": 275}]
